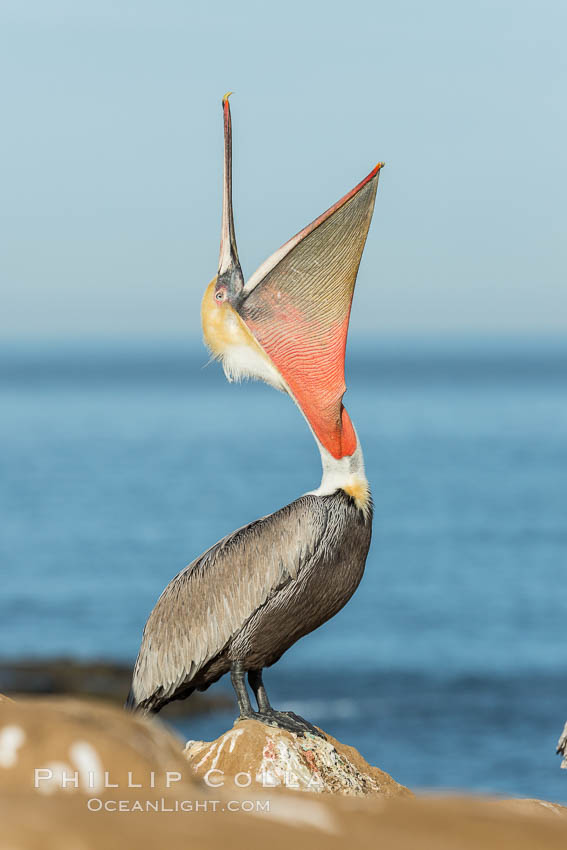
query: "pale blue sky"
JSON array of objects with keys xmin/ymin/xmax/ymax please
[{"xmin": 1, "ymin": 0, "xmax": 566, "ymax": 339}]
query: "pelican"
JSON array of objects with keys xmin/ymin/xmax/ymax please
[{"xmin": 127, "ymin": 95, "xmax": 384, "ymax": 735}]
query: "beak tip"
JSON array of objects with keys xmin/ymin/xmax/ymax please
[{"xmin": 222, "ymin": 91, "xmax": 234, "ymax": 107}]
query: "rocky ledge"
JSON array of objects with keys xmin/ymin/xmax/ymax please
[
  {"xmin": 184, "ymin": 717, "xmax": 411, "ymax": 797},
  {"xmin": 2, "ymin": 694, "xmax": 567, "ymax": 850}
]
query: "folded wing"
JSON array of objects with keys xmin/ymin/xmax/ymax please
[{"xmin": 130, "ymin": 498, "xmax": 327, "ymax": 711}]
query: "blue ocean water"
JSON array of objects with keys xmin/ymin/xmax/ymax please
[{"xmin": 1, "ymin": 338, "xmax": 566, "ymax": 801}]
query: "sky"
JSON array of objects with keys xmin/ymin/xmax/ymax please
[{"xmin": 1, "ymin": 0, "xmax": 566, "ymax": 340}]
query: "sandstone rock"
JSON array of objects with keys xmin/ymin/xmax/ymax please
[
  {"xmin": 1, "ymin": 699, "xmax": 566, "ymax": 850},
  {"xmin": 184, "ymin": 717, "xmax": 412, "ymax": 797},
  {"xmin": 0, "ymin": 695, "xmax": 198, "ymax": 796},
  {"xmin": 1, "ymin": 789, "xmax": 566, "ymax": 850}
]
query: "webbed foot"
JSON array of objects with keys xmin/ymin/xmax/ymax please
[
  {"xmin": 236, "ymin": 709, "xmax": 324, "ymax": 738},
  {"xmin": 268, "ymin": 710, "xmax": 325, "ymax": 738}
]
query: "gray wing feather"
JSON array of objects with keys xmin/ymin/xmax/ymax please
[{"xmin": 130, "ymin": 497, "xmax": 327, "ymax": 707}]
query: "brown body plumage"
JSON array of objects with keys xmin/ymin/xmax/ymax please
[{"xmin": 130, "ymin": 491, "xmax": 372, "ymax": 712}]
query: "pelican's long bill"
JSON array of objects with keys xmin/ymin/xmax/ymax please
[
  {"xmin": 202, "ymin": 94, "xmax": 384, "ymax": 460},
  {"xmin": 217, "ymin": 92, "xmax": 244, "ymax": 298}
]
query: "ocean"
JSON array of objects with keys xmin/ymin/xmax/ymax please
[{"xmin": 1, "ymin": 338, "xmax": 566, "ymax": 801}]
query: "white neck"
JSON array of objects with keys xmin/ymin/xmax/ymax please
[{"xmin": 305, "ymin": 429, "xmax": 370, "ymax": 515}]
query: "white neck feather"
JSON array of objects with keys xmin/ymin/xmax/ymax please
[
  {"xmin": 306, "ymin": 431, "xmax": 367, "ymax": 496},
  {"xmin": 305, "ymin": 430, "xmax": 371, "ymax": 517}
]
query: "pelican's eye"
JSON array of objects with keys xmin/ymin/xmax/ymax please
[{"xmin": 215, "ymin": 288, "xmax": 226, "ymax": 302}]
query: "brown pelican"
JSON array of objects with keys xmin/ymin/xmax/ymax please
[{"xmin": 127, "ymin": 95, "xmax": 384, "ymax": 735}]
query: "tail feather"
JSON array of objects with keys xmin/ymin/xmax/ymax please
[{"xmin": 124, "ymin": 688, "xmax": 137, "ymax": 711}]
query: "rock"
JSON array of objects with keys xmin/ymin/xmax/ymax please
[
  {"xmin": 0, "ymin": 695, "xmax": 198, "ymax": 796},
  {"xmin": 1, "ymin": 699, "xmax": 567, "ymax": 850},
  {"xmin": 2, "ymin": 789, "xmax": 567, "ymax": 850},
  {"xmin": 184, "ymin": 717, "xmax": 412, "ymax": 797}
]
